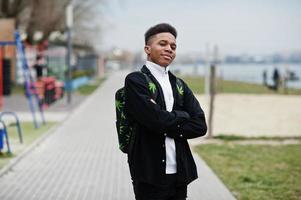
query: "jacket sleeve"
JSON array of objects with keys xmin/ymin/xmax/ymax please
[
  {"xmin": 167, "ymin": 80, "xmax": 207, "ymax": 139},
  {"xmin": 124, "ymin": 72, "xmax": 190, "ymax": 133}
]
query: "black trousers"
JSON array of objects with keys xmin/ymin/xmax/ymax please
[{"xmin": 133, "ymin": 174, "xmax": 187, "ymax": 200}]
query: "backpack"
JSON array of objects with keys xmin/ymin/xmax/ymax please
[{"xmin": 115, "ymin": 72, "xmax": 184, "ymax": 153}]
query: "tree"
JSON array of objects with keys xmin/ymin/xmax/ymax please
[
  {"xmin": 0, "ymin": 0, "xmax": 106, "ymax": 48},
  {"xmin": 0, "ymin": 0, "xmax": 29, "ymax": 26},
  {"xmin": 25, "ymin": 0, "xmax": 69, "ymax": 44}
]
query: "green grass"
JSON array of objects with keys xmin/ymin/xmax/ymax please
[
  {"xmin": 213, "ymin": 135, "xmax": 301, "ymax": 141},
  {"xmin": 194, "ymin": 144, "xmax": 301, "ymax": 200},
  {"xmin": 180, "ymin": 76, "xmax": 205, "ymax": 94},
  {"xmin": 0, "ymin": 122, "xmax": 57, "ymax": 169},
  {"xmin": 11, "ymin": 84, "xmax": 25, "ymax": 95},
  {"xmin": 76, "ymin": 77, "xmax": 106, "ymax": 95},
  {"xmin": 180, "ymin": 76, "xmax": 301, "ymax": 95}
]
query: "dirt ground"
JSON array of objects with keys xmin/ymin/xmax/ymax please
[{"xmin": 196, "ymin": 94, "xmax": 301, "ymax": 137}]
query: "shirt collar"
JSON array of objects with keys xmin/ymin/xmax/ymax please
[{"xmin": 145, "ymin": 61, "xmax": 169, "ymax": 76}]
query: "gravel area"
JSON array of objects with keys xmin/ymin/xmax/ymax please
[{"xmin": 196, "ymin": 94, "xmax": 301, "ymax": 137}]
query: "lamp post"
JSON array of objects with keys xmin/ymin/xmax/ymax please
[
  {"xmin": 208, "ymin": 45, "xmax": 218, "ymax": 138},
  {"xmin": 205, "ymin": 43, "xmax": 210, "ymax": 96},
  {"xmin": 66, "ymin": 4, "xmax": 73, "ymax": 104}
]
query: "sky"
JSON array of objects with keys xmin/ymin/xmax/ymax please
[{"xmin": 100, "ymin": 0, "xmax": 301, "ymax": 55}]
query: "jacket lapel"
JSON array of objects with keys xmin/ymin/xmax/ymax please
[
  {"xmin": 168, "ymin": 71, "xmax": 179, "ymax": 110},
  {"xmin": 141, "ymin": 65, "xmax": 181, "ymax": 110},
  {"xmin": 141, "ymin": 65, "xmax": 166, "ymax": 110}
]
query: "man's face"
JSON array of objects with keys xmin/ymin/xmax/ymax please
[{"xmin": 144, "ymin": 32, "xmax": 177, "ymax": 67}]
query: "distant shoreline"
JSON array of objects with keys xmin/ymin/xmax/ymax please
[{"xmin": 171, "ymin": 63, "xmax": 301, "ymax": 89}]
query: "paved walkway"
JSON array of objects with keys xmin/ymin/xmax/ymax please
[
  {"xmin": 3, "ymin": 93, "xmax": 87, "ymax": 112},
  {"xmin": 2, "ymin": 92, "xmax": 87, "ymax": 122},
  {"xmin": 0, "ymin": 71, "xmax": 235, "ymax": 200}
]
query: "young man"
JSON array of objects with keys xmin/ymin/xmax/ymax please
[{"xmin": 124, "ymin": 23, "xmax": 207, "ymax": 200}]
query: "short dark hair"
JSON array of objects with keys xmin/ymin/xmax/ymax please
[{"xmin": 144, "ymin": 23, "xmax": 177, "ymax": 44}]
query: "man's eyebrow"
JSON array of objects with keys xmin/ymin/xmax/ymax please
[
  {"xmin": 159, "ymin": 39, "xmax": 168, "ymax": 43},
  {"xmin": 158, "ymin": 39, "xmax": 176, "ymax": 45}
]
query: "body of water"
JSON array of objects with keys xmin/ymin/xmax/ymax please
[{"xmin": 170, "ymin": 63, "xmax": 301, "ymax": 89}]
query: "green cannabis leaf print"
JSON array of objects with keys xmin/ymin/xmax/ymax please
[
  {"xmin": 177, "ymin": 84, "xmax": 184, "ymax": 96},
  {"xmin": 116, "ymin": 100, "xmax": 123, "ymax": 112},
  {"xmin": 148, "ymin": 82, "xmax": 156, "ymax": 94}
]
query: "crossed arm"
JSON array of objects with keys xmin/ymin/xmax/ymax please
[{"xmin": 124, "ymin": 72, "xmax": 207, "ymax": 139}]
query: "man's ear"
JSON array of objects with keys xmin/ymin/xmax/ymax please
[{"xmin": 144, "ymin": 45, "xmax": 151, "ymax": 55}]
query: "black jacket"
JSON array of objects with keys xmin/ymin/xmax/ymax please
[{"xmin": 124, "ymin": 65, "xmax": 207, "ymax": 186}]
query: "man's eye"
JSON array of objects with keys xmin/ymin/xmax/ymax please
[{"xmin": 159, "ymin": 40, "xmax": 167, "ymax": 44}]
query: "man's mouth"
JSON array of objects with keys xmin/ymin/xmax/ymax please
[{"xmin": 162, "ymin": 54, "xmax": 172, "ymax": 60}]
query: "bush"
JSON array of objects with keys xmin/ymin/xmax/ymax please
[{"xmin": 71, "ymin": 69, "xmax": 95, "ymax": 79}]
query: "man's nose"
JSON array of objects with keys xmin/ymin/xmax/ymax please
[{"xmin": 164, "ymin": 45, "xmax": 173, "ymax": 53}]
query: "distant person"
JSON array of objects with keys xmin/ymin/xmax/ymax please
[
  {"xmin": 123, "ymin": 23, "xmax": 207, "ymax": 200},
  {"xmin": 272, "ymin": 67, "xmax": 280, "ymax": 91},
  {"xmin": 283, "ymin": 67, "xmax": 291, "ymax": 94},
  {"xmin": 262, "ymin": 69, "xmax": 267, "ymax": 86},
  {"xmin": 33, "ymin": 55, "xmax": 47, "ymax": 80}
]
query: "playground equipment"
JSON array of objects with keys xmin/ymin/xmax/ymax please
[
  {"xmin": 0, "ymin": 112, "xmax": 23, "ymax": 154},
  {"xmin": 0, "ymin": 31, "xmax": 45, "ymax": 128},
  {"xmin": 0, "ymin": 112, "xmax": 23, "ymax": 143},
  {"xmin": 0, "ymin": 120, "xmax": 10, "ymax": 154}
]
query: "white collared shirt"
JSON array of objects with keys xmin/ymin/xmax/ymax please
[{"xmin": 145, "ymin": 61, "xmax": 177, "ymax": 174}]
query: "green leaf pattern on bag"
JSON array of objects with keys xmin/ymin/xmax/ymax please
[
  {"xmin": 121, "ymin": 112, "xmax": 126, "ymax": 119},
  {"xmin": 119, "ymin": 125, "xmax": 124, "ymax": 135},
  {"xmin": 116, "ymin": 100, "xmax": 123, "ymax": 112}
]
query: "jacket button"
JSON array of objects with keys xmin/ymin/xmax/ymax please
[
  {"xmin": 164, "ymin": 133, "xmax": 167, "ymax": 136},
  {"xmin": 177, "ymin": 124, "xmax": 180, "ymax": 128},
  {"xmin": 162, "ymin": 159, "xmax": 165, "ymax": 163},
  {"xmin": 163, "ymin": 144, "xmax": 165, "ymax": 148},
  {"xmin": 180, "ymin": 134, "xmax": 183, "ymax": 137}
]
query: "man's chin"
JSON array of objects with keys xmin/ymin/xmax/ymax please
[{"xmin": 159, "ymin": 60, "xmax": 172, "ymax": 67}]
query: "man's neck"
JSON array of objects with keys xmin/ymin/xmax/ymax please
[{"xmin": 145, "ymin": 61, "xmax": 169, "ymax": 75}]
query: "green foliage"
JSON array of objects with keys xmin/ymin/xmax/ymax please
[
  {"xmin": 72, "ymin": 69, "xmax": 95, "ymax": 79},
  {"xmin": 76, "ymin": 77, "xmax": 105, "ymax": 95},
  {"xmin": 195, "ymin": 144, "xmax": 301, "ymax": 200}
]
